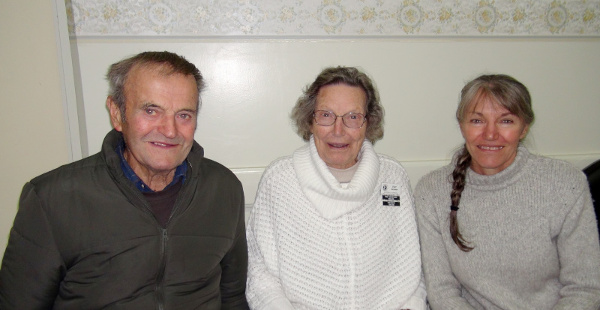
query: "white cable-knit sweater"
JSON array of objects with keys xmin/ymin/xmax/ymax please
[{"xmin": 246, "ymin": 137, "xmax": 426, "ymax": 310}]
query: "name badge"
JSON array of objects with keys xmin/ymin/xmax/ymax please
[{"xmin": 381, "ymin": 183, "xmax": 401, "ymax": 206}]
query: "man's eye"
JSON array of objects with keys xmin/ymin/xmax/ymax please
[{"xmin": 145, "ymin": 109, "xmax": 156, "ymax": 115}]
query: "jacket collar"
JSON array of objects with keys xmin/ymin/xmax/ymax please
[{"xmin": 101, "ymin": 129, "xmax": 205, "ymax": 183}]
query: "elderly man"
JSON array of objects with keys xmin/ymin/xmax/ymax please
[{"xmin": 0, "ymin": 51, "xmax": 249, "ymax": 309}]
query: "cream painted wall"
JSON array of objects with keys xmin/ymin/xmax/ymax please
[
  {"xmin": 0, "ymin": 1, "xmax": 69, "ymax": 256},
  {"xmin": 73, "ymin": 39, "xmax": 600, "ymax": 209}
]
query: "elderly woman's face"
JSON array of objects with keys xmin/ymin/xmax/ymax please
[
  {"xmin": 310, "ymin": 84, "xmax": 367, "ymax": 169},
  {"xmin": 460, "ymin": 98, "xmax": 529, "ymax": 175}
]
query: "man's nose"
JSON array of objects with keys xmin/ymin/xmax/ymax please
[{"xmin": 159, "ymin": 116, "xmax": 177, "ymax": 138}]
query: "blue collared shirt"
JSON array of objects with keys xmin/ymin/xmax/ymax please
[{"xmin": 116, "ymin": 141, "xmax": 187, "ymax": 193}]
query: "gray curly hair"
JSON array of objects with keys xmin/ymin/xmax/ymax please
[{"xmin": 291, "ymin": 66, "xmax": 385, "ymax": 143}]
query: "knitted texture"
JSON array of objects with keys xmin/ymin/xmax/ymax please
[
  {"xmin": 415, "ymin": 146, "xmax": 600, "ymax": 310},
  {"xmin": 247, "ymin": 138, "xmax": 425, "ymax": 309}
]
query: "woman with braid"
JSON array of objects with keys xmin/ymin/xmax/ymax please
[{"xmin": 414, "ymin": 74, "xmax": 600, "ymax": 309}]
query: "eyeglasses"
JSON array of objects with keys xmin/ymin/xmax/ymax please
[{"xmin": 313, "ymin": 110, "xmax": 367, "ymax": 128}]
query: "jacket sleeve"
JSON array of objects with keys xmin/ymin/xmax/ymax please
[
  {"xmin": 245, "ymin": 174, "xmax": 295, "ymax": 310},
  {"xmin": 220, "ymin": 186, "xmax": 250, "ymax": 310},
  {"xmin": 553, "ymin": 177, "xmax": 600, "ymax": 310},
  {"xmin": 414, "ymin": 184, "xmax": 475, "ymax": 310},
  {"xmin": 0, "ymin": 182, "xmax": 64, "ymax": 309}
]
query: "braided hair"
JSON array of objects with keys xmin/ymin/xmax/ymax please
[{"xmin": 450, "ymin": 146, "xmax": 474, "ymax": 251}]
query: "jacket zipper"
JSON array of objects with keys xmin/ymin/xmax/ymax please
[
  {"xmin": 156, "ymin": 228, "xmax": 168, "ymax": 310},
  {"xmin": 153, "ymin": 180, "xmax": 189, "ymax": 310},
  {"xmin": 125, "ymin": 160, "xmax": 192, "ymax": 310}
]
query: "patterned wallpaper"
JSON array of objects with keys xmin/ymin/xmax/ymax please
[{"xmin": 67, "ymin": 0, "xmax": 600, "ymax": 37}]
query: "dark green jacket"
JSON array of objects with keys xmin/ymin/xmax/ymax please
[{"xmin": 0, "ymin": 130, "xmax": 249, "ymax": 309}]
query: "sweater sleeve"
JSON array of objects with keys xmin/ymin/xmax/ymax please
[
  {"xmin": 245, "ymin": 172, "xmax": 295, "ymax": 310},
  {"xmin": 220, "ymin": 186, "xmax": 250, "ymax": 310},
  {"xmin": 246, "ymin": 225, "xmax": 294, "ymax": 310},
  {"xmin": 400, "ymin": 182, "xmax": 428, "ymax": 310},
  {"xmin": 400, "ymin": 274, "xmax": 428, "ymax": 310},
  {"xmin": 0, "ymin": 182, "xmax": 63, "ymax": 309},
  {"xmin": 414, "ymin": 182, "xmax": 475, "ymax": 310},
  {"xmin": 552, "ymin": 177, "xmax": 600, "ymax": 310}
]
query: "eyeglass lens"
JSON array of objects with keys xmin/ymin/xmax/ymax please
[{"xmin": 314, "ymin": 110, "xmax": 365, "ymax": 128}]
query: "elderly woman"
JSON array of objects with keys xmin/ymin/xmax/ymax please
[
  {"xmin": 415, "ymin": 74, "xmax": 600, "ymax": 309},
  {"xmin": 246, "ymin": 66, "xmax": 426, "ymax": 309}
]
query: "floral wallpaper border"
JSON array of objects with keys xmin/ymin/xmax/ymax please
[{"xmin": 67, "ymin": 0, "xmax": 600, "ymax": 37}]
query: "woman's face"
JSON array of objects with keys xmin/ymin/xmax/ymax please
[
  {"xmin": 310, "ymin": 84, "xmax": 367, "ymax": 169},
  {"xmin": 460, "ymin": 98, "xmax": 529, "ymax": 175}
]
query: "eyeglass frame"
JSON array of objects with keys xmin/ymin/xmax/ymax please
[{"xmin": 312, "ymin": 109, "xmax": 367, "ymax": 129}]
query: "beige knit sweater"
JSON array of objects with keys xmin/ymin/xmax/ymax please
[{"xmin": 415, "ymin": 146, "xmax": 600, "ymax": 310}]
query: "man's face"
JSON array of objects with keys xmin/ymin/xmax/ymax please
[{"xmin": 107, "ymin": 65, "xmax": 198, "ymax": 182}]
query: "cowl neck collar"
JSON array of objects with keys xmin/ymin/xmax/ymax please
[{"xmin": 293, "ymin": 136, "xmax": 380, "ymax": 219}]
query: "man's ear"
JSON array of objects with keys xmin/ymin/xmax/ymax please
[{"xmin": 106, "ymin": 97, "xmax": 123, "ymax": 132}]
